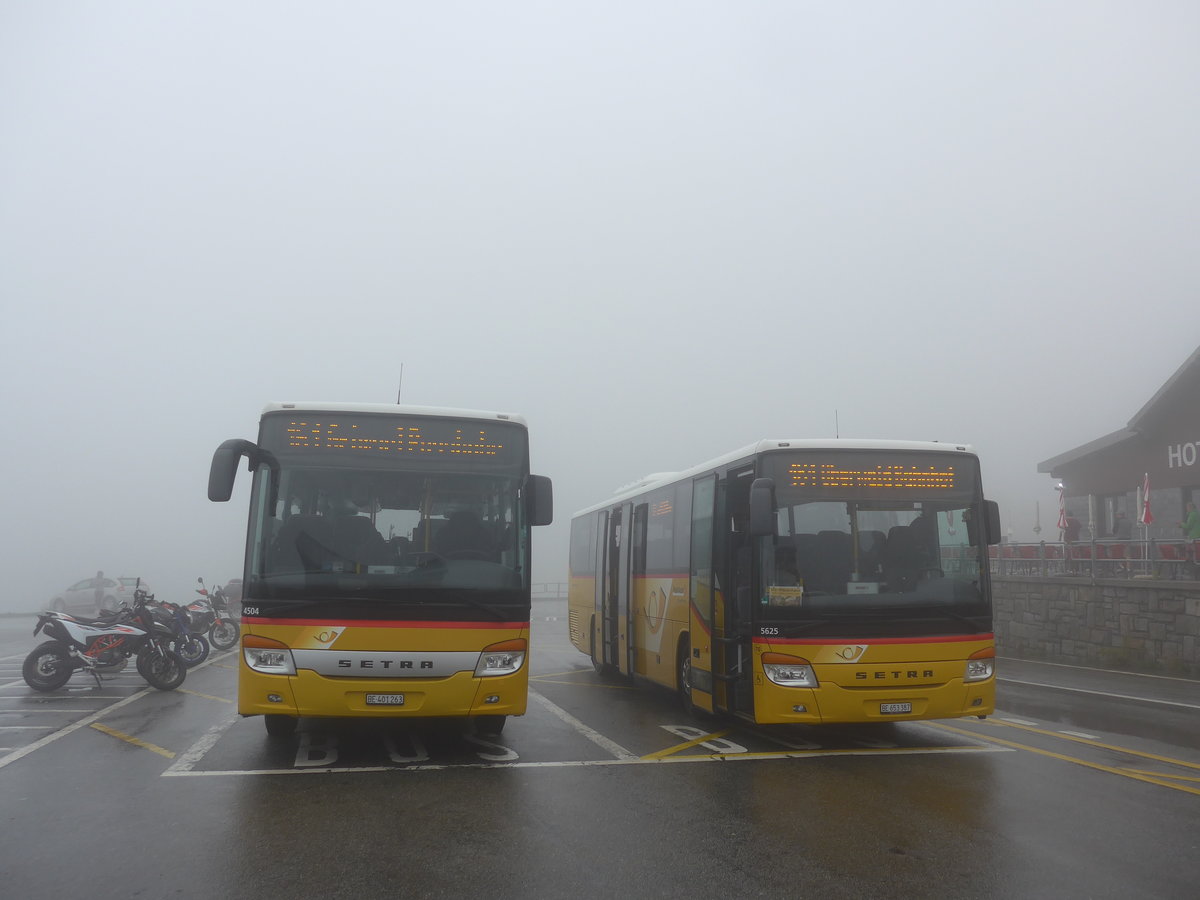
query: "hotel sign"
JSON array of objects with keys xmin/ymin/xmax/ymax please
[{"xmin": 1167, "ymin": 442, "xmax": 1200, "ymax": 469}]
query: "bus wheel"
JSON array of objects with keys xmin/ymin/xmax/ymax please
[
  {"xmin": 474, "ymin": 715, "xmax": 506, "ymax": 736},
  {"xmin": 678, "ymin": 637, "xmax": 695, "ymax": 716},
  {"xmin": 264, "ymin": 714, "xmax": 297, "ymax": 738}
]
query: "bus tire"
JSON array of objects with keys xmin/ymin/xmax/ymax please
[
  {"xmin": 264, "ymin": 714, "xmax": 297, "ymax": 738},
  {"xmin": 677, "ymin": 636, "xmax": 696, "ymax": 716},
  {"xmin": 474, "ymin": 715, "xmax": 506, "ymax": 736}
]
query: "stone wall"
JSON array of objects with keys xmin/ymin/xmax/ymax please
[{"xmin": 993, "ymin": 576, "xmax": 1200, "ymax": 677}]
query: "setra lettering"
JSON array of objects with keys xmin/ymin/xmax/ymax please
[{"xmin": 856, "ymin": 670, "xmax": 936, "ymax": 680}]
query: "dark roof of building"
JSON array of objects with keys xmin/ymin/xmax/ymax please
[{"xmin": 1037, "ymin": 344, "xmax": 1200, "ymax": 475}]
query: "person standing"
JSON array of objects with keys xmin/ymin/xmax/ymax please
[
  {"xmin": 1063, "ymin": 513, "xmax": 1082, "ymax": 544},
  {"xmin": 92, "ymin": 570, "xmax": 105, "ymax": 611},
  {"xmin": 1180, "ymin": 501, "xmax": 1200, "ymax": 539}
]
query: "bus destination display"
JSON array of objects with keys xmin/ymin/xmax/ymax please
[
  {"xmin": 260, "ymin": 413, "xmax": 525, "ymax": 466},
  {"xmin": 786, "ymin": 462, "xmax": 958, "ymax": 491}
]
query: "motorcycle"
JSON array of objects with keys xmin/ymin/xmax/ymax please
[
  {"xmin": 196, "ymin": 577, "xmax": 240, "ymax": 651},
  {"xmin": 145, "ymin": 596, "xmax": 210, "ymax": 668},
  {"xmin": 23, "ymin": 585, "xmax": 186, "ymax": 691}
]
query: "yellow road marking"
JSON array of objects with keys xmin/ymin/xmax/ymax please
[
  {"xmin": 90, "ymin": 723, "xmax": 176, "ymax": 759},
  {"xmin": 931, "ymin": 722, "xmax": 1200, "ymax": 797},
  {"xmin": 1120, "ymin": 768, "xmax": 1200, "ymax": 784},
  {"xmin": 179, "ymin": 688, "xmax": 234, "ymax": 703},
  {"xmin": 531, "ymin": 669, "xmax": 592, "ymax": 679},
  {"xmin": 643, "ymin": 729, "xmax": 735, "ymax": 760},
  {"xmin": 986, "ymin": 718, "xmax": 1200, "ymax": 772}
]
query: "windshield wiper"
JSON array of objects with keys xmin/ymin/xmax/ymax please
[{"xmin": 911, "ymin": 606, "xmax": 988, "ymax": 631}]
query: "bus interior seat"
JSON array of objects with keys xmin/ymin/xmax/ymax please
[
  {"xmin": 857, "ymin": 530, "xmax": 886, "ymax": 578},
  {"xmin": 271, "ymin": 514, "xmax": 336, "ymax": 572},
  {"xmin": 792, "ymin": 534, "xmax": 820, "ymax": 588},
  {"xmin": 331, "ymin": 515, "xmax": 390, "ymax": 566},
  {"xmin": 774, "ymin": 546, "xmax": 799, "ymax": 585},
  {"xmin": 817, "ymin": 530, "xmax": 852, "ymax": 593},
  {"xmin": 883, "ymin": 525, "xmax": 923, "ymax": 591}
]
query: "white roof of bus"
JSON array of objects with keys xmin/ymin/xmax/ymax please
[
  {"xmin": 261, "ymin": 401, "xmax": 528, "ymax": 427},
  {"xmin": 572, "ymin": 438, "xmax": 976, "ymax": 518}
]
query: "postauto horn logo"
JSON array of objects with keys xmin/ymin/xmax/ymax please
[{"xmin": 836, "ymin": 645, "xmax": 867, "ymax": 662}]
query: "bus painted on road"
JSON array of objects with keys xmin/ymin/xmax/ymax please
[
  {"xmin": 567, "ymin": 440, "xmax": 1000, "ymax": 724},
  {"xmin": 209, "ymin": 402, "xmax": 553, "ymax": 737}
]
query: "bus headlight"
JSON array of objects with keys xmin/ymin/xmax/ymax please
[
  {"xmin": 964, "ymin": 648, "xmax": 995, "ymax": 683},
  {"xmin": 762, "ymin": 652, "xmax": 818, "ymax": 688},
  {"xmin": 243, "ymin": 634, "xmax": 296, "ymax": 675},
  {"xmin": 475, "ymin": 639, "xmax": 527, "ymax": 677}
]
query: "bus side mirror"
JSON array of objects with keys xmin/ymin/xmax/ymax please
[
  {"xmin": 525, "ymin": 474, "xmax": 554, "ymax": 527},
  {"xmin": 208, "ymin": 439, "xmax": 259, "ymax": 502},
  {"xmin": 749, "ymin": 477, "xmax": 776, "ymax": 537},
  {"xmin": 967, "ymin": 500, "xmax": 1002, "ymax": 546},
  {"xmin": 984, "ymin": 500, "xmax": 1002, "ymax": 545}
]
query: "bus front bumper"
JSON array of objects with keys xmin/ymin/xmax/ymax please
[{"xmin": 238, "ymin": 667, "xmax": 529, "ymax": 719}]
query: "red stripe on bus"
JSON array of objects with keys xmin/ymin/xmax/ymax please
[
  {"xmin": 243, "ymin": 618, "xmax": 529, "ymax": 629},
  {"xmin": 753, "ymin": 633, "xmax": 993, "ymax": 646}
]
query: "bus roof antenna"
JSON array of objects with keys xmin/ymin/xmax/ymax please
[
  {"xmin": 396, "ymin": 364, "xmax": 404, "ymax": 404},
  {"xmin": 835, "ymin": 409, "xmax": 840, "ymax": 438}
]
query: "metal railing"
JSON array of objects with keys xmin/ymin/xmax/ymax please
[
  {"xmin": 989, "ymin": 539, "xmax": 1199, "ymax": 579},
  {"xmin": 531, "ymin": 582, "xmax": 569, "ymax": 600}
]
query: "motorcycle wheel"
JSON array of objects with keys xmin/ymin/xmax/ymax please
[
  {"xmin": 208, "ymin": 620, "xmax": 240, "ymax": 651},
  {"xmin": 136, "ymin": 646, "xmax": 187, "ymax": 690},
  {"xmin": 22, "ymin": 641, "xmax": 75, "ymax": 691},
  {"xmin": 173, "ymin": 634, "xmax": 210, "ymax": 667}
]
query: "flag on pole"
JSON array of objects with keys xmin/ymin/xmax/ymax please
[
  {"xmin": 1056, "ymin": 486, "xmax": 1068, "ymax": 531},
  {"xmin": 1139, "ymin": 472, "xmax": 1153, "ymax": 526}
]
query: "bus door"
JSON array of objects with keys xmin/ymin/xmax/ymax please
[
  {"xmin": 592, "ymin": 509, "xmax": 609, "ymax": 668},
  {"xmin": 599, "ymin": 503, "xmax": 634, "ymax": 675},
  {"xmin": 714, "ymin": 468, "xmax": 756, "ymax": 716},
  {"xmin": 688, "ymin": 475, "xmax": 717, "ymax": 713}
]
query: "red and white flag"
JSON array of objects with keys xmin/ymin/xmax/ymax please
[
  {"xmin": 1056, "ymin": 486, "xmax": 1068, "ymax": 531},
  {"xmin": 1139, "ymin": 472, "xmax": 1154, "ymax": 526}
]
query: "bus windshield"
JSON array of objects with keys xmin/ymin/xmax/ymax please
[
  {"xmin": 759, "ymin": 450, "xmax": 989, "ymax": 624},
  {"xmin": 245, "ymin": 464, "xmax": 527, "ymax": 600}
]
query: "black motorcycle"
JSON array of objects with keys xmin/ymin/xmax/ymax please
[
  {"xmin": 146, "ymin": 596, "xmax": 211, "ymax": 668},
  {"xmin": 196, "ymin": 577, "xmax": 240, "ymax": 651}
]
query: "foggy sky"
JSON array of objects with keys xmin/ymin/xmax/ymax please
[{"xmin": 2, "ymin": 2, "xmax": 1199, "ymax": 611}]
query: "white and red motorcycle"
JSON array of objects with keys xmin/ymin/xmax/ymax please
[{"xmin": 22, "ymin": 584, "xmax": 186, "ymax": 692}]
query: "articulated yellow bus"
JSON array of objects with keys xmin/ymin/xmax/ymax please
[
  {"xmin": 567, "ymin": 440, "xmax": 1000, "ymax": 724},
  {"xmin": 209, "ymin": 402, "xmax": 553, "ymax": 738}
]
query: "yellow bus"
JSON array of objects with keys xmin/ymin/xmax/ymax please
[
  {"xmin": 208, "ymin": 402, "xmax": 553, "ymax": 738},
  {"xmin": 567, "ymin": 440, "xmax": 1000, "ymax": 725}
]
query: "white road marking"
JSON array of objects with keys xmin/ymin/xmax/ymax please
[
  {"xmin": 528, "ymin": 689, "xmax": 637, "ymax": 760},
  {"xmin": 0, "ymin": 686, "xmax": 156, "ymax": 771},
  {"xmin": 1059, "ymin": 730, "xmax": 1099, "ymax": 739},
  {"xmin": 1000, "ymin": 677, "xmax": 1200, "ymax": 710},
  {"xmin": 164, "ymin": 715, "xmax": 239, "ymax": 774},
  {"xmin": 161, "ymin": 744, "xmax": 1012, "ymax": 777}
]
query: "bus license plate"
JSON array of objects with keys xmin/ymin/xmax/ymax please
[
  {"xmin": 366, "ymin": 693, "xmax": 405, "ymax": 706},
  {"xmin": 880, "ymin": 702, "xmax": 912, "ymax": 714}
]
